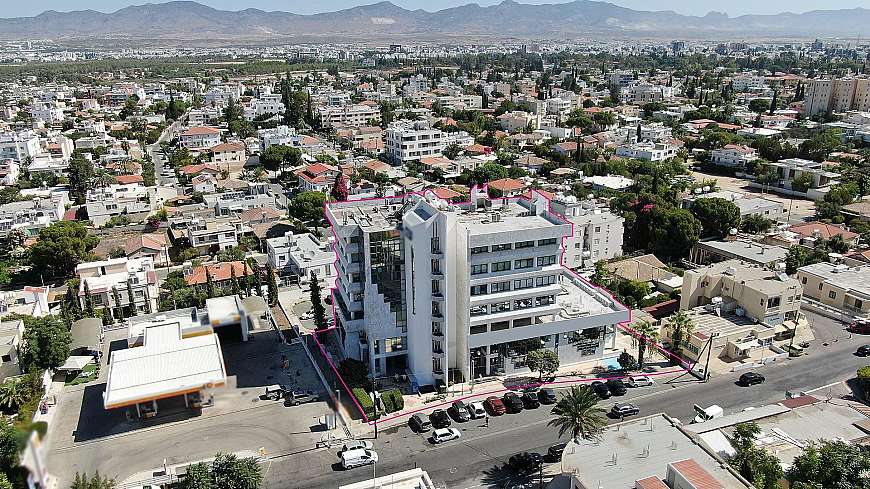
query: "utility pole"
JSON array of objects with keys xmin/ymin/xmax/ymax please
[{"xmin": 702, "ymin": 333, "xmax": 717, "ymax": 382}]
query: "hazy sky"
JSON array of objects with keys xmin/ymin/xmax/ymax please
[{"xmin": 8, "ymin": 0, "xmax": 870, "ymax": 17}]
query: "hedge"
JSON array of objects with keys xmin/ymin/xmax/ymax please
[
  {"xmin": 386, "ymin": 389, "xmax": 404, "ymax": 411},
  {"xmin": 351, "ymin": 387, "xmax": 377, "ymax": 419}
]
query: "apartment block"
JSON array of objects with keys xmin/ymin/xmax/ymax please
[
  {"xmin": 796, "ymin": 262, "xmax": 870, "ymax": 319},
  {"xmin": 319, "ymin": 104, "xmax": 381, "ymax": 128},
  {"xmin": 615, "ymin": 141, "xmax": 677, "ymax": 161},
  {"xmin": 385, "ymin": 120, "xmax": 445, "ymax": 164},
  {"xmin": 803, "ymin": 77, "xmax": 870, "ymax": 117},
  {"xmin": 77, "ymin": 257, "xmax": 159, "ymax": 318},
  {"xmin": 326, "ymin": 189, "xmax": 630, "ymax": 388},
  {"xmin": 85, "ymin": 184, "xmax": 156, "ymax": 227},
  {"xmin": 549, "ymin": 196, "xmax": 624, "ymax": 269},
  {"xmin": 0, "ymin": 195, "xmax": 66, "ymax": 237}
]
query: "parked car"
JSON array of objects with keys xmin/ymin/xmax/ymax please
[
  {"xmin": 264, "ymin": 384, "xmax": 290, "ymax": 400},
  {"xmin": 850, "ymin": 320, "xmax": 870, "ymax": 335},
  {"xmin": 485, "ymin": 396, "xmax": 506, "ymax": 416},
  {"xmin": 340, "ymin": 440, "xmax": 373, "ymax": 453},
  {"xmin": 738, "ymin": 372, "xmax": 765, "ymax": 386},
  {"xmin": 610, "ymin": 402, "xmax": 640, "ymax": 418},
  {"xmin": 521, "ymin": 391, "xmax": 541, "ymax": 409},
  {"xmin": 468, "ymin": 402, "xmax": 487, "ymax": 419},
  {"xmin": 857, "ymin": 345, "xmax": 870, "ymax": 357},
  {"xmin": 591, "ymin": 381, "xmax": 611, "ymax": 399},
  {"xmin": 285, "ymin": 390, "xmax": 319, "ymax": 406},
  {"xmin": 340, "ymin": 449, "xmax": 378, "ymax": 469},
  {"xmin": 606, "ymin": 379, "xmax": 628, "ymax": 396},
  {"xmin": 508, "ymin": 452, "xmax": 543, "ymax": 472},
  {"xmin": 627, "ymin": 375, "xmax": 655, "ymax": 387},
  {"xmin": 502, "ymin": 392, "xmax": 525, "ymax": 413},
  {"xmin": 430, "ymin": 427, "xmax": 461, "ymax": 444},
  {"xmin": 408, "ymin": 414, "xmax": 432, "ymax": 433},
  {"xmin": 449, "ymin": 400, "xmax": 471, "ymax": 422},
  {"xmin": 538, "ymin": 387, "xmax": 558, "ymax": 404},
  {"xmin": 547, "ymin": 442, "xmax": 568, "ymax": 461},
  {"xmin": 429, "ymin": 409, "xmax": 451, "ymax": 429}
]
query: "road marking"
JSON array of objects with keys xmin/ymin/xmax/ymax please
[{"xmin": 804, "ymin": 381, "xmax": 844, "ymax": 393}]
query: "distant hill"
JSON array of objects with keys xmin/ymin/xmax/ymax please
[{"xmin": 0, "ymin": 0, "xmax": 868, "ymax": 41}]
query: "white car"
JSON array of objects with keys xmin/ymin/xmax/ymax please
[
  {"xmin": 627, "ymin": 375, "xmax": 655, "ymax": 387},
  {"xmin": 468, "ymin": 402, "xmax": 487, "ymax": 419},
  {"xmin": 341, "ymin": 440, "xmax": 373, "ymax": 453},
  {"xmin": 300, "ymin": 311, "xmax": 314, "ymax": 320},
  {"xmin": 341, "ymin": 448, "xmax": 378, "ymax": 469},
  {"xmin": 431, "ymin": 427, "xmax": 461, "ymax": 444}
]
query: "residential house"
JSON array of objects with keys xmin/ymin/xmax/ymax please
[{"xmin": 77, "ymin": 257, "xmax": 159, "ymax": 318}]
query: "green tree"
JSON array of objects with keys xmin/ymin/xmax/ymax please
[
  {"xmin": 126, "ymin": 280, "xmax": 137, "ymax": 317},
  {"xmin": 590, "ymin": 260, "xmax": 612, "ymax": 288},
  {"xmin": 19, "ymin": 315, "xmax": 71, "ymax": 371},
  {"xmin": 741, "ymin": 214, "xmax": 774, "ymax": 234},
  {"xmin": 310, "ymin": 273, "xmax": 327, "ymax": 330},
  {"xmin": 525, "ymin": 349, "xmax": 559, "ymax": 380},
  {"xmin": 112, "ymin": 287, "xmax": 124, "ymax": 322},
  {"xmin": 470, "ymin": 162, "xmax": 509, "ymax": 185},
  {"xmin": 28, "ymin": 221, "xmax": 98, "ymax": 279},
  {"xmin": 205, "ymin": 270, "xmax": 216, "ymax": 299},
  {"xmin": 748, "ymin": 98, "xmax": 770, "ymax": 113},
  {"xmin": 789, "ymin": 440, "xmax": 870, "ymax": 489},
  {"xmin": 617, "ymin": 350, "xmax": 638, "ymax": 371},
  {"xmin": 0, "ymin": 472, "xmax": 12, "ymax": 489},
  {"xmin": 690, "ymin": 197, "xmax": 741, "ymax": 238},
  {"xmin": 0, "ymin": 421, "xmax": 19, "ymax": 478},
  {"xmin": 210, "ymin": 453, "xmax": 263, "ymax": 489},
  {"xmin": 68, "ymin": 156, "xmax": 94, "ymax": 204},
  {"xmin": 634, "ymin": 320, "xmax": 660, "ymax": 369},
  {"xmin": 289, "ymin": 191, "xmax": 327, "ymax": 223},
  {"xmin": 70, "ymin": 471, "xmax": 115, "ymax": 489},
  {"xmin": 0, "ymin": 378, "xmax": 28, "ymax": 411},
  {"xmin": 180, "ymin": 462, "xmax": 212, "ymax": 489},
  {"xmin": 230, "ymin": 266, "xmax": 241, "ymax": 297},
  {"xmin": 651, "ymin": 208, "xmax": 701, "ymax": 261},
  {"xmin": 547, "ymin": 386, "xmax": 607, "ymax": 442},
  {"xmin": 266, "ymin": 265, "xmax": 279, "ymax": 306},
  {"xmin": 667, "ymin": 310, "xmax": 693, "ymax": 361},
  {"xmin": 730, "ymin": 422, "xmax": 783, "ymax": 489}
]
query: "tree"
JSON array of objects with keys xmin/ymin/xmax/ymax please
[
  {"xmin": 525, "ymin": 349, "xmax": 559, "ymax": 380},
  {"xmin": 310, "ymin": 273, "xmax": 327, "ymax": 330},
  {"xmin": 470, "ymin": 162, "xmax": 509, "ymax": 185},
  {"xmin": 259, "ymin": 144, "xmax": 291, "ymax": 173},
  {"xmin": 788, "ymin": 440, "xmax": 870, "ymax": 489},
  {"xmin": 83, "ymin": 282, "xmax": 95, "ymax": 317},
  {"xmin": 28, "ymin": 221, "xmax": 98, "ymax": 279},
  {"xmin": 330, "ymin": 173, "xmax": 348, "ymax": 202},
  {"xmin": 18, "ymin": 315, "xmax": 71, "ymax": 371},
  {"xmin": 205, "ymin": 270, "xmax": 216, "ymax": 299},
  {"xmin": 634, "ymin": 321, "xmax": 660, "ymax": 369},
  {"xmin": 748, "ymin": 98, "xmax": 770, "ymax": 114},
  {"xmin": 741, "ymin": 214, "xmax": 774, "ymax": 234},
  {"xmin": 650, "ymin": 208, "xmax": 701, "ymax": 261},
  {"xmin": 68, "ymin": 156, "xmax": 94, "ymax": 204},
  {"xmin": 179, "ymin": 462, "xmax": 212, "ymax": 489},
  {"xmin": 289, "ymin": 191, "xmax": 327, "ymax": 223},
  {"xmin": 0, "ymin": 472, "xmax": 11, "ymax": 489},
  {"xmin": 547, "ymin": 386, "xmax": 607, "ymax": 442},
  {"xmin": 0, "ymin": 378, "xmax": 28, "ymax": 411},
  {"xmin": 690, "ymin": 197, "xmax": 741, "ymax": 238},
  {"xmin": 71, "ymin": 472, "xmax": 115, "ymax": 489},
  {"xmin": 730, "ymin": 422, "xmax": 783, "ymax": 489},
  {"xmin": 590, "ymin": 260, "xmax": 612, "ymax": 288},
  {"xmin": 617, "ymin": 350, "xmax": 638, "ymax": 371},
  {"xmin": 210, "ymin": 453, "xmax": 263, "ymax": 489},
  {"xmin": 667, "ymin": 310, "xmax": 693, "ymax": 361},
  {"xmin": 266, "ymin": 265, "xmax": 279, "ymax": 305},
  {"xmin": 230, "ymin": 266, "xmax": 241, "ymax": 297},
  {"xmin": 112, "ymin": 287, "xmax": 124, "ymax": 322}
]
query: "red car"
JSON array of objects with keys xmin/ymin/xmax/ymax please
[
  {"xmin": 484, "ymin": 396, "xmax": 506, "ymax": 416},
  {"xmin": 851, "ymin": 320, "xmax": 870, "ymax": 335}
]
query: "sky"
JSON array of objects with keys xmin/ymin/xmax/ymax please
[{"xmin": 7, "ymin": 0, "xmax": 870, "ymax": 18}]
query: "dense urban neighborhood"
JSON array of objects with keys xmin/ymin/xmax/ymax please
[{"xmin": 4, "ymin": 2, "xmax": 870, "ymax": 489}]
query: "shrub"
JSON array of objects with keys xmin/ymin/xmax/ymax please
[
  {"xmin": 381, "ymin": 393, "xmax": 396, "ymax": 413},
  {"xmin": 338, "ymin": 359, "xmax": 371, "ymax": 389},
  {"xmin": 351, "ymin": 387, "xmax": 377, "ymax": 419},
  {"xmin": 388, "ymin": 389, "xmax": 404, "ymax": 411}
]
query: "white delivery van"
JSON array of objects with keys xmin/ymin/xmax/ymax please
[
  {"xmin": 341, "ymin": 448, "xmax": 379, "ymax": 469},
  {"xmin": 692, "ymin": 404, "xmax": 724, "ymax": 423}
]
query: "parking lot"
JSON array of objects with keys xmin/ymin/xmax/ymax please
[{"xmin": 45, "ymin": 329, "xmax": 336, "ymax": 488}]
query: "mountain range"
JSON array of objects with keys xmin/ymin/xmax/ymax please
[{"xmin": 1, "ymin": 0, "xmax": 868, "ymax": 41}]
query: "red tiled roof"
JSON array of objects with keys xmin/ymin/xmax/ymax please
[
  {"xmin": 182, "ymin": 126, "xmax": 220, "ymax": 136},
  {"xmin": 431, "ymin": 187, "xmax": 462, "ymax": 200},
  {"xmin": 789, "ymin": 221, "xmax": 858, "ymax": 241},
  {"xmin": 520, "ymin": 189, "xmax": 555, "ymax": 200},
  {"xmin": 186, "ymin": 261, "xmax": 252, "ymax": 286},
  {"xmin": 115, "ymin": 175, "xmax": 144, "ymax": 185},
  {"xmin": 669, "ymin": 459, "xmax": 724, "ymax": 489},
  {"xmin": 488, "ymin": 178, "xmax": 526, "ymax": 192},
  {"xmin": 237, "ymin": 207, "xmax": 283, "ymax": 222},
  {"xmin": 634, "ymin": 476, "xmax": 669, "ymax": 489},
  {"xmin": 125, "ymin": 233, "xmax": 167, "ymax": 255},
  {"xmin": 211, "ymin": 142, "xmax": 244, "ymax": 153},
  {"xmin": 180, "ymin": 163, "xmax": 221, "ymax": 176}
]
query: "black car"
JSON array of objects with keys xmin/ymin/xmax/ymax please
[
  {"xmin": 606, "ymin": 379, "xmax": 628, "ymax": 396},
  {"xmin": 502, "ymin": 392, "xmax": 525, "ymax": 413},
  {"xmin": 538, "ymin": 387, "xmax": 558, "ymax": 404},
  {"xmin": 429, "ymin": 409, "xmax": 451, "ymax": 429},
  {"xmin": 508, "ymin": 452, "xmax": 544, "ymax": 473},
  {"xmin": 591, "ymin": 381, "xmax": 611, "ymax": 399},
  {"xmin": 409, "ymin": 414, "xmax": 432, "ymax": 433},
  {"xmin": 521, "ymin": 391, "xmax": 541, "ymax": 409},
  {"xmin": 739, "ymin": 372, "xmax": 766, "ymax": 386},
  {"xmin": 858, "ymin": 345, "xmax": 870, "ymax": 356},
  {"xmin": 449, "ymin": 400, "xmax": 471, "ymax": 422},
  {"xmin": 547, "ymin": 442, "xmax": 567, "ymax": 461},
  {"xmin": 610, "ymin": 402, "xmax": 640, "ymax": 418}
]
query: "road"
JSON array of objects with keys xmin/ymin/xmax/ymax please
[
  {"xmin": 148, "ymin": 112, "xmax": 187, "ymax": 186},
  {"xmin": 262, "ymin": 311, "xmax": 867, "ymax": 489}
]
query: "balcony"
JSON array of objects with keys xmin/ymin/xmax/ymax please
[{"xmin": 432, "ymin": 328, "xmax": 444, "ymax": 338}]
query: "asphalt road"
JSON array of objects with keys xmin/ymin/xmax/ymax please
[
  {"xmin": 263, "ymin": 311, "xmax": 868, "ymax": 489},
  {"xmin": 149, "ymin": 113, "xmax": 185, "ymax": 186}
]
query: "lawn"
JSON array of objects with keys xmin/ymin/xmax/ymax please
[{"xmin": 65, "ymin": 363, "xmax": 99, "ymax": 386}]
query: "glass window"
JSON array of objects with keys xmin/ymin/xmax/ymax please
[
  {"xmin": 537, "ymin": 255, "xmax": 557, "ymax": 266},
  {"xmin": 514, "ymin": 278, "xmax": 534, "ymax": 290},
  {"xmin": 470, "ymin": 304, "xmax": 488, "ymax": 316},
  {"xmin": 385, "ymin": 337, "xmax": 406, "ymax": 352},
  {"xmin": 471, "ymin": 284, "xmax": 488, "ymax": 296},
  {"xmin": 491, "ymin": 321, "xmax": 510, "ymax": 331},
  {"xmin": 536, "ymin": 275, "xmax": 556, "ymax": 287},
  {"xmin": 470, "ymin": 324, "xmax": 487, "ymax": 334},
  {"xmin": 515, "ymin": 240, "xmax": 535, "ymax": 249},
  {"xmin": 491, "ymin": 281, "xmax": 511, "ymax": 293},
  {"xmin": 492, "ymin": 261, "xmax": 511, "ymax": 272},
  {"xmin": 471, "ymin": 246, "xmax": 489, "ymax": 254},
  {"xmin": 513, "ymin": 317, "xmax": 532, "ymax": 327},
  {"xmin": 491, "ymin": 301, "xmax": 511, "ymax": 313},
  {"xmin": 471, "ymin": 264, "xmax": 488, "ymax": 275},
  {"xmin": 515, "ymin": 258, "xmax": 534, "ymax": 269},
  {"xmin": 538, "ymin": 238, "xmax": 557, "ymax": 246},
  {"xmin": 492, "ymin": 243, "xmax": 512, "ymax": 252},
  {"xmin": 535, "ymin": 295, "xmax": 555, "ymax": 307},
  {"xmin": 514, "ymin": 298, "xmax": 534, "ymax": 310}
]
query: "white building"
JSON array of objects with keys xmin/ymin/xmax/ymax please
[
  {"xmin": 385, "ymin": 120, "xmax": 445, "ymax": 164},
  {"xmin": 180, "ymin": 127, "xmax": 221, "ymax": 150},
  {"xmin": 549, "ymin": 196, "xmax": 625, "ymax": 269},
  {"xmin": 0, "ymin": 195, "xmax": 66, "ymax": 237},
  {"xmin": 77, "ymin": 257, "xmax": 159, "ymax": 317},
  {"xmin": 326, "ymin": 189, "xmax": 629, "ymax": 387},
  {"xmin": 85, "ymin": 184, "xmax": 156, "ymax": 227},
  {"xmin": 615, "ymin": 141, "xmax": 678, "ymax": 161},
  {"xmin": 243, "ymin": 94, "xmax": 284, "ymax": 121},
  {"xmin": 258, "ymin": 126, "xmax": 296, "ymax": 152},
  {"xmin": 319, "ymin": 104, "xmax": 381, "ymax": 128},
  {"xmin": 0, "ymin": 131, "xmax": 41, "ymax": 163},
  {"xmin": 711, "ymin": 144, "xmax": 759, "ymax": 168},
  {"xmin": 266, "ymin": 232, "xmax": 335, "ymax": 285}
]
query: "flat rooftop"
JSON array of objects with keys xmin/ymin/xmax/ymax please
[
  {"xmin": 697, "ymin": 240, "xmax": 788, "ymax": 265},
  {"xmin": 799, "ymin": 262, "xmax": 870, "ymax": 296}
]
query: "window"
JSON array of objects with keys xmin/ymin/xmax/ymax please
[
  {"xmin": 492, "ymin": 243, "xmax": 512, "ymax": 252},
  {"xmin": 515, "ymin": 258, "xmax": 534, "ymax": 269},
  {"xmin": 536, "ymin": 295, "xmax": 555, "ymax": 307},
  {"xmin": 829, "ymin": 291, "xmax": 837, "ymax": 299},
  {"xmin": 351, "ymin": 253, "xmax": 362, "ymax": 263},
  {"xmin": 432, "ymin": 259, "xmax": 442, "ymax": 274},
  {"xmin": 351, "ymin": 273, "xmax": 361, "ymax": 283},
  {"xmin": 471, "ymin": 264, "xmax": 488, "ymax": 275},
  {"xmin": 819, "ymin": 283, "xmax": 823, "ymax": 290},
  {"xmin": 857, "ymin": 299, "xmax": 864, "ymax": 310},
  {"xmin": 432, "ymin": 280, "xmax": 441, "ymax": 295},
  {"xmin": 491, "ymin": 321, "xmax": 510, "ymax": 331},
  {"xmin": 538, "ymin": 238, "xmax": 557, "ymax": 246},
  {"xmin": 536, "ymin": 275, "xmax": 557, "ymax": 287},
  {"xmin": 374, "ymin": 340, "xmax": 381, "ymax": 354},
  {"xmin": 471, "ymin": 324, "xmax": 487, "ymax": 334},
  {"xmin": 513, "ymin": 317, "xmax": 532, "ymax": 327},
  {"xmin": 471, "ymin": 284, "xmax": 488, "ymax": 296},
  {"xmin": 767, "ymin": 297, "xmax": 781, "ymax": 308},
  {"xmin": 801, "ymin": 276, "xmax": 807, "ymax": 284},
  {"xmin": 514, "ymin": 278, "xmax": 534, "ymax": 290},
  {"xmin": 491, "ymin": 281, "xmax": 510, "ymax": 293},
  {"xmin": 514, "ymin": 298, "xmax": 534, "ymax": 310},
  {"xmin": 492, "ymin": 301, "xmax": 511, "ymax": 313},
  {"xmin": 471, "ymin": 246, "xmax": 489, "ymax": 254},
  {"xmin": 515, "ymin": 240, "xmax": 535, "ymax": 249},
  {"xmin": 537, "ymin": 255, "xmax": 557, "ymax": 266},
  {"xmin": 471, "ymin": 304, "xmax": 488, "ymax": 316},
  {"xmin": 385, "ymin": 337, "xmax": 406, "ymax": 352},
  {"xmin": 492, "ymin": 261, "xmax": 511, "ymax": 272}
]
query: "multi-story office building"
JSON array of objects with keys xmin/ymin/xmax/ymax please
[
  {"xmin": 549, "ymin": 196, "xmax": 625, "ymax": 269},
  {"xmin": 385, "ymin": 120, "xmax": 445, "ymax": 164},
  {"xmin": 326, "ymin": 189, "xmax": 630, "ymax": 389},
  {"xmin": 803, "ymin": 77, "xmax": 870, "ymax": 117}
]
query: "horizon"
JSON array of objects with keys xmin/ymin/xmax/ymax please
[{"xmin": 7, "ymin": 0, "xmax": 870, "ymax": 19}]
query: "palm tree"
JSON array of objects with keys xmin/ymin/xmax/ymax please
[
  {"xmin": 668, "ymin": 310, "xmax": 694, "ymax": 359},
  {"xmin": 547, "ymin": 386, "xmax": 607, "ymax": 443},
  {"xmin": 634, "ymin": 320, "xmax": 660, "ymax": 369},
  {"xmin": 94, "ymin": 171, "xmax": 117, "ymax": 188},
  {"xmin": 0, "ymin": 377, "xmax": 28, "ymax": 411}
]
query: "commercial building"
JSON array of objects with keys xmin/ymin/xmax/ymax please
[
  {"xmin": 549, "ymin": 196, "xmax": 624, "ymax": 269},
  {"xmin": 77, "ymin": 257, "xmax": 159, "ymax": 318},
  {"xmin": 385, "ymin": 120, "xmax": 445, "ymax": 164},
  {"xmin": 796, "ymin": 262, "xmax": 870, "ymax": 319},
  {"xmin": 266, "ymin": 232, "xmax": 335, "ymax": 285},
  {"xmin": 689, "ymin": 240, "xmax": 789, "ymax": 269},
  {"xmin": 326, "ymin": 189, "xmax": 630, "ymax": 389}
]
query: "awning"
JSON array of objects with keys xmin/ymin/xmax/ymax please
[{"xmin": 57, "ymin": 355, "xmax": 95, "ymax": 372}]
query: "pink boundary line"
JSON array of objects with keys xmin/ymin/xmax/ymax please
[{"xmin": 315, "ymin": 187, "xmax": 693, "ymax": 427}]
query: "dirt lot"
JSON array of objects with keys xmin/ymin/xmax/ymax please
[{"xmin": 691, "ymin": 170, "xmax": 817, "ymax": 224}]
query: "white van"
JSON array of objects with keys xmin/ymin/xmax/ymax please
[
  {"xmin": 692, "ymin": 404, "xmax": 724, "ymax": 423},
  {"xmin": 341, "ymin": 448, "xmax": 379, "ymax": 469}
]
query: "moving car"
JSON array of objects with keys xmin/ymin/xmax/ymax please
[
  {"xmin": 857, "ymin": 345, "xmax": 870, "ymax": 357},
  {"xmin": 429, "ymin": 409, "xmax": 451, "ymax": 429},
  {"xmin": 627, "ymin": 375, "xmax": 655, "ymax": 387},
  {"xmin": 591, "ymin": 381, "xmax": 611, "ymax": 399},
  {"xmin": 340, "ymin": 449, "xmax": 378, "ymax": 469},
  {"xmin": 738, "ymin": 372, "xmax": 765, "ymax": 386},
  {"xmin": 547, "ymin": 442, "xmax": 567, "ymax": 461},
  {"xmin": 606, "ymin": 379, "xmax": 628, "ymax": 396},
  {"xmin": 285, "ymin": 390, "xmax": 319, "ymax": 406},
  {"xmin": 538, "ymin": 387, "xmax": 558, "ymax": 404},
  {"xmin": 485, "ymin": 396, "xmax": 506, "ymax": 416},
  {"xmin": 521, "ymin": 391, "xmax": 541, "ymax": 409},
  {"xmin": 408, "ymin": 414, "xmax": 432, "ymax": 433},
  {"xmin": 449, "ymin": 400, "xmax": 471, "ymax": 422},
  {"xmin": 508, "ymin": 452, "xmax": 543, "ymax": 472},
  {"xmin": 468, "ymin": 402, "xmax": 487, "ymax": 419},
  {"xmin": 610, "ymin": 402, "xmax": 640, "ymax": 417},
  {"xmin": 850, "ymin": 319, "xmax": 870, "ymax": 335},
  {"xmin": 430, "ymin": 427, "xmax": 461, "ymax": 444},
  {"xmin": 341, "ymin": 440, "xmax": 373, "ymax": 453},
  {"xmin": 502, "ymin": 392, "xmax": 525, "ymax": 413}
]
